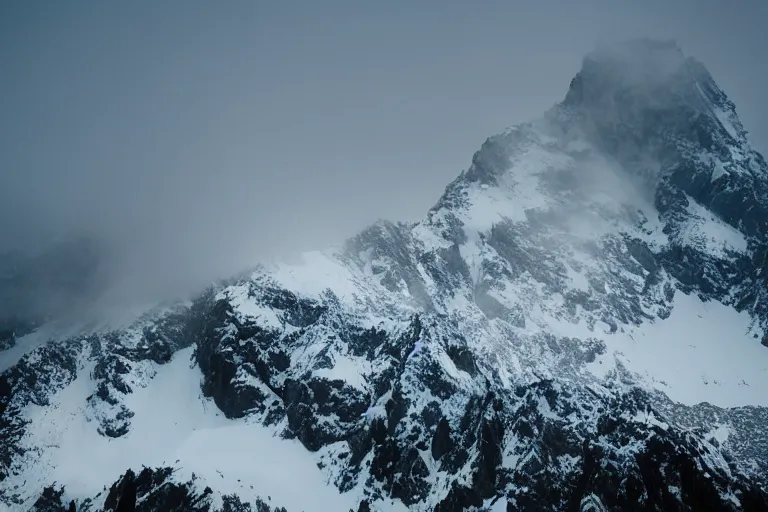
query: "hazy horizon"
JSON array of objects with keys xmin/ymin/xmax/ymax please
[{"xmin": 2, "ymin": 1, "xmax": 767, "ymax": 306}]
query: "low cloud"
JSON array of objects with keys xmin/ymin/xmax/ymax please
[{"xmin": 1, "ymin": 1, "xmax": 765, "ymax": 320}]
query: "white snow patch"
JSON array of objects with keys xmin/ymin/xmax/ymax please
[
  {"xmin": 407, "ymin": 339, "xmax": 425, "ymax": 361},
  {"xmin": 630, "ymin": 409, "xmax": 669, "ymax": 430},
  {"xmin": 453, "ymin": 140, "xmax": 574, "ymax": 233},
  {"xmin": 360, "ymin": 390, "xmax": 394, "ymax": 425},
  {"xmin": 710, "ymin": 160, "xmax": 730, "ymax": 183},
  {"xmin": 265, "ymin": 250, "xmax": 362, "ymax": 303},
  {"xmin": 315, "ymin": 354, "xmax": 370, "ymax": 391},
  {"xmin": 713, "ymin": 107, "xmax": 740, "ymax": 141},
  {"xmin": 484, "ymin": 497, "xmax": 509, "ymax": 511},
  {"xmin": 172, "ymin": 423, "xmax": 357, "ymax": 511},
  {"xmin": 588, "ymin": 290, "xmax": 768, "ymax": 407},
  {"xmin": 674, "ymin": 195, "xmax": 748, "ymax": 257},
  {"xmin": 461, "ymin": 183, "xmax": 530, "ymax": 228},
  {"xmin": 707, "ymin": 424, "xmax": 732, "ymax": 445},
  {"xmin": 361, "ymin": 403, "xmax": 387, "ymax": 422}
]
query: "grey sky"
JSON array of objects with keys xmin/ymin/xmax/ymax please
[{"xmin": 1, "ymin": 0, "xmax": 767, "ymax": 303}]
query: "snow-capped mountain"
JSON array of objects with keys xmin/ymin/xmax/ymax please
[{"xmin": 2, "ymin": 39, "xmax": 768, "ymax": 511}]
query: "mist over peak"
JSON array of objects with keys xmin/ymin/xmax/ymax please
[
  {"xmin": 0, "ymin": 37, "xmax": 763, "ymax": 328},
  {"xmin": 1, "ymin": 2, "xmax": 767, "ymax": 329},
  {"xmin": 581, "ymin": 38, "xmax": 687, "ymax": 84},
  {"xmin": 564, "ymin": 38, "xmax": 737, "ymax": 125}
]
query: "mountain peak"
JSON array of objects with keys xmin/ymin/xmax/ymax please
[
  {"xmin": 564, "ymin": 38, "xmax": 694, "ymax": 103},
  {"xmin": 561, "ymin": 39, "xmax": 747, "ymax": 144}
]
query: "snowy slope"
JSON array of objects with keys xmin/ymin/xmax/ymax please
[
  {"xmin": 2, "ymin": 38, "xmax": 768, "ymax": 511},
  {"xmin": 15, "ymin": 347, "xmax": 362, "ymax": 512}
]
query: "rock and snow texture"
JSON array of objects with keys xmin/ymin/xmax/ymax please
[{"xmin": 2, "ymin": 38, "xmax": 768, "ymax": 511}]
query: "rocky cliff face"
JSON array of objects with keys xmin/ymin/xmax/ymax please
[{"xmin": 2, "ymin": 39, "xmax": 768, "ymax": 512}]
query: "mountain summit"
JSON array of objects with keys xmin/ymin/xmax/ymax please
[
  {"xmin": 2, "ymin": 40, "xmax": 768, "ymax": 512},
  {"xmin": 563, "ymin": 38, "xmax": 766, "ymax": 234}
]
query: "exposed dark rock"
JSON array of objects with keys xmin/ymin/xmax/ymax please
[
  {"xmin": 431, "ymin": 417, "xmax": 453, "ymax": 461},
  {"xmin": 103, "ymin": 467, "xmax": 214, "ymax": 512},
  {"xmin": 30, "ymin": 485, "xmax": 70, "ymax": 512}
]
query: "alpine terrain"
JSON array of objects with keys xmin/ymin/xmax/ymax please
[{"xmin": 2, "ymin": 39, "xmax": 768, "ymax": 511}]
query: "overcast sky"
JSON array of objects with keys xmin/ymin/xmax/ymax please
[{"xmin": 1, "ymin": 0, "xmax": 767, "ymax": 302}]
